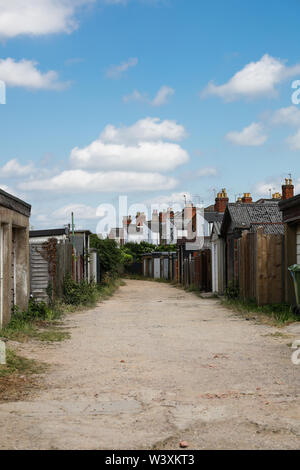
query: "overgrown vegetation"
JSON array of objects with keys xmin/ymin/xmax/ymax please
[
  {"xmin": 121, "ymin": 242, "xmax": 176, "ymax": 264},
  {"xmin": 222, "ymin": 297, "xmax": 299, "ymax": 326},
  {"xmin": 90, "ymin": 236, "xmax": 122, "ymax": 275},
  {"xmin": 63, "ymin": 275, "xmax": 100, "ymax": 306},
  {"xmin": 0, "ymin": 274, "xmax": 122, "ymax": 343},
  {"xmin": 224, "ymin": 281, "xmax": 240, "ymax": 300}
]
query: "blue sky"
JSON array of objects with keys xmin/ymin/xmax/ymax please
[{"xmin": 0, "ymin": 0, "xmax": 300, "ymax": 231}]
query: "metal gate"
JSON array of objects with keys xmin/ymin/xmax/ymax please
[{"xmin": 154, "ymin": 258, "xmax": 160, "ymax": 279}]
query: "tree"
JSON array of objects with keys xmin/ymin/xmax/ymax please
[{"xmin": 90, "ymin": 235, "xmax": 121, "ymax": 275}]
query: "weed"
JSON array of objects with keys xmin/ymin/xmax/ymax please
[
  {"xmin": 0, "ymin": 348, "xmax": 47, "ymax": 378},
  {"xmin": 222, "ymin": 298, "xmax": 298, "ymax": 326}
]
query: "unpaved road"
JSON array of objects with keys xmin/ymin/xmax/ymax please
[{"xmin": 0, "ymin": 280, "xmax": 300, "ymax": 450}]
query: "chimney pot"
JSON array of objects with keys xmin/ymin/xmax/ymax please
[
  {"xmin": 241, "ymin": 193, "xmax": 253, "ymax": 204},
  {"xmin": 282, "ymin": 178, "xmax": 294, "ymax": 200},
  {"xmin": 214, "ymin": 188, "xmax": 229, "ymax": 213}
]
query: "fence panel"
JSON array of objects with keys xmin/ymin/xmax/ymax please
[{"xmin": 238, "ymin": 229, "xmax": 284, "ymax": 305}]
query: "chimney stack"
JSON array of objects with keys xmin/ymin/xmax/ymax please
[
  {"xmin": 282, "ymin": 178, "xmax": 294, "ymax": 200},
  {"xmin": 241, "ymin": 193, "xmax": 253, "ymax": 204},
  {"xmin": 123, "ymin": 216, "xmax": 131, "ymax": 227},
  {"xmin": 136, "ymin": 212, "xmax": 146, "ymax": 227},
  {"xmin": 214, "ymin": 189, "xmax": 229, "ymax": 213}
]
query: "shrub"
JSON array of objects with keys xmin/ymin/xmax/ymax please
[
  {"xmin": 63, "ymin": 275, "xmax": 99, "ymax": 306},
  {"xmin": 225, "ymin": 282, "xmax": 240, "ymax": 300}
]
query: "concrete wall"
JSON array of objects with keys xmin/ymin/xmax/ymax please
[{"xmin": 0, "ymin": 206, "xmax": 30, "ymax": 327}]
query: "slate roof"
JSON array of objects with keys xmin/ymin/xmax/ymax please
[
  {"xmin": 221, "ymin": 203, "xmax": 284, "ymax": 235},
  {"xmin": 204, "ymin": 211, "xmax": 224, "ymax": 223}
]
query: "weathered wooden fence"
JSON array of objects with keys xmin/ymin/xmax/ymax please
[
  {"xmin": 238, "ymin": 228, "xmax": 284, "ymax": 305},
  {"xmin": 182, "ymin": 250, "xmax": 212, "ymax": 291}
]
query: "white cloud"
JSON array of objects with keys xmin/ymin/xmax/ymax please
[
  {"xmin": 152, "ymin": 86, "xmax": 175, "ymax": 107},
  {"xmin": 0, "ymin": 58, "xmax": 69, "ymax": 90},
  {"xmin": 0, "ymin": 159, "xmax": 35, "ymax": 177},
  {"xmin": 0, "ymin": 183, "xmax": 25, "ymax": 199},
  {"xmin": 105, "ymin": 57, "xmax": 138, "ymax": 79},
  {"xmin": 0, "ymin": 0, "xmax": 94, "ymax": 39},
  {"xmin": 202, "ymin": 54, "xmax": 300, "ymax": 101},
  {"xmin": 70, "ymin": 117, "xmax": 188, "ymax": 171},
  {"xmin": 270, "ymin": 106, "xmax": 300, "ymax": 150},
  {"xmin": 99, "ymin": 117, "xmax": 186, "ymax": 144},
  {"xmin": 286, "ymin": 130, "xmax": 300, "ymax": 150},
  {"xmin": 253, "ymin": 180, "xmax": 280, "ymax": 197},
  {"xmin": 253, "ymin": 177, "xmax": 300, "ymax": 198},
  {"xmin": 271, "ymin": 106, "xmax": 300, "ymax": 127},
  {"xmin": 18, "ymin": 170, "xmax": 177, "ymax": 193},
  {"xmin": 70, "ymin": 141, "xmax": 188, "ymax": 172},
  {"xmin": 226, "ymin": 122, "xmax": 267, "ymax": 146},
  {"xmin": 123, "ymin": 85, "xmax": 175, "ymax": 107},
  {"xmin": 52, "ymin": 203, "xmax": 100, "ymax": 220},
  {"xmin": 123, "ymin": 89, "xmax": 148, "ymax": 104}
]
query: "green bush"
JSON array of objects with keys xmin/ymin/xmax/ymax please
[
  {"xmin": 225, "ymin": 281, "xmax": 240, "ymax": 300},
  {"xmin": 90, "ymin": 235, "xmax": 122, "ymax": 275},
  {"xmin": 63, "ymin": 275, "xmax": 99, "ymax": 306},
  {"xmin": 10, "ymin": 298, "xmax": 57, "ymax": 324}
]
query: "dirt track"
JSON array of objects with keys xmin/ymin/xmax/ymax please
[{"xmin": 0, "ymin": 280, "xmax": 300, "ymax": 450}]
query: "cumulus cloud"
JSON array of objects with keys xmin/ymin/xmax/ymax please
[
  {"xmin": 0, "ymin": 58, "xmax": 69, "ymax": 90},
  {"xmin": 123, "ymin": 89, "xmax": 148, "ymax": 104},
  {"xmin": 99, "ymin": 117, "xmax": 186, "ymax": 144},
  {"xmin": 18, "ymin": 170, "xmax": 177, "ymax": 193},
  {"xmin": 123, "ymin": 85, "xmax": 175, "ymax": 107},
  {"xmin": 286, "ymin": 130, "xmax": 300, "ymax": 150},
  {"xmin": 70, "ymin": 141, "xmax": 188, "ymax": 172},
  {"xmin": 0, "ymin": 159, "xmax": 35, "ymax": 178},
  {"xmin": 105, "ymin": 57, "xmax": 138, "ymax": 79},
  {"xmin": 52, "ymin": 203, "xmax": 100, "ymax": 220},
  {"xmin": 270, "ymin": 106, "xmax": 300, "ymax": 150},
  {"xmin": 70, "ymin": 117, "xmax": 188, "ymax": 171},
  {"xmin": 0, "ymin": 0, "xmax": 94, "ymax": 39},
  {"xmin": 15, "ymin": 118, "xmax": 188, "ymax": 195},
  {"xmin": 271, "ymin": 106, "xmax": 300, "ymax": 127},
  {"xmin": 226, "ymin": 122, "xmax": 267, "ymax": 146},
  {"xmin": 202, "ymin": 54, "xmax": 300, "ymax": 101},
  {"xmin": 152, "ymin": 86, "xmax": 175, "ymax": 106},
  {"xmin": 0, "ymin": 183, "xmax": 25, "ymax": 199}
]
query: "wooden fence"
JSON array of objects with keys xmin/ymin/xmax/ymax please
[
  {"xmin": 238, "ymin": 228, "xmax": 284, "ymax": 305},
  {"xmin": 182, "ymin": 250, "xmax": 212, "ymax": 291}
]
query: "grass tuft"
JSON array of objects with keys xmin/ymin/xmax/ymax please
[
  {"xmin": 222, "ymin": 297, "xmax": 299, "ymax": 326},
  {"xmin": 0, "ymin": 348, "xmax": 47, "ymax": 378}
]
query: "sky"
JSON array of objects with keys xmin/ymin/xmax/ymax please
[{"xmin": 1, "ymin": 0, "xmax": 300, "ymax": 232}]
